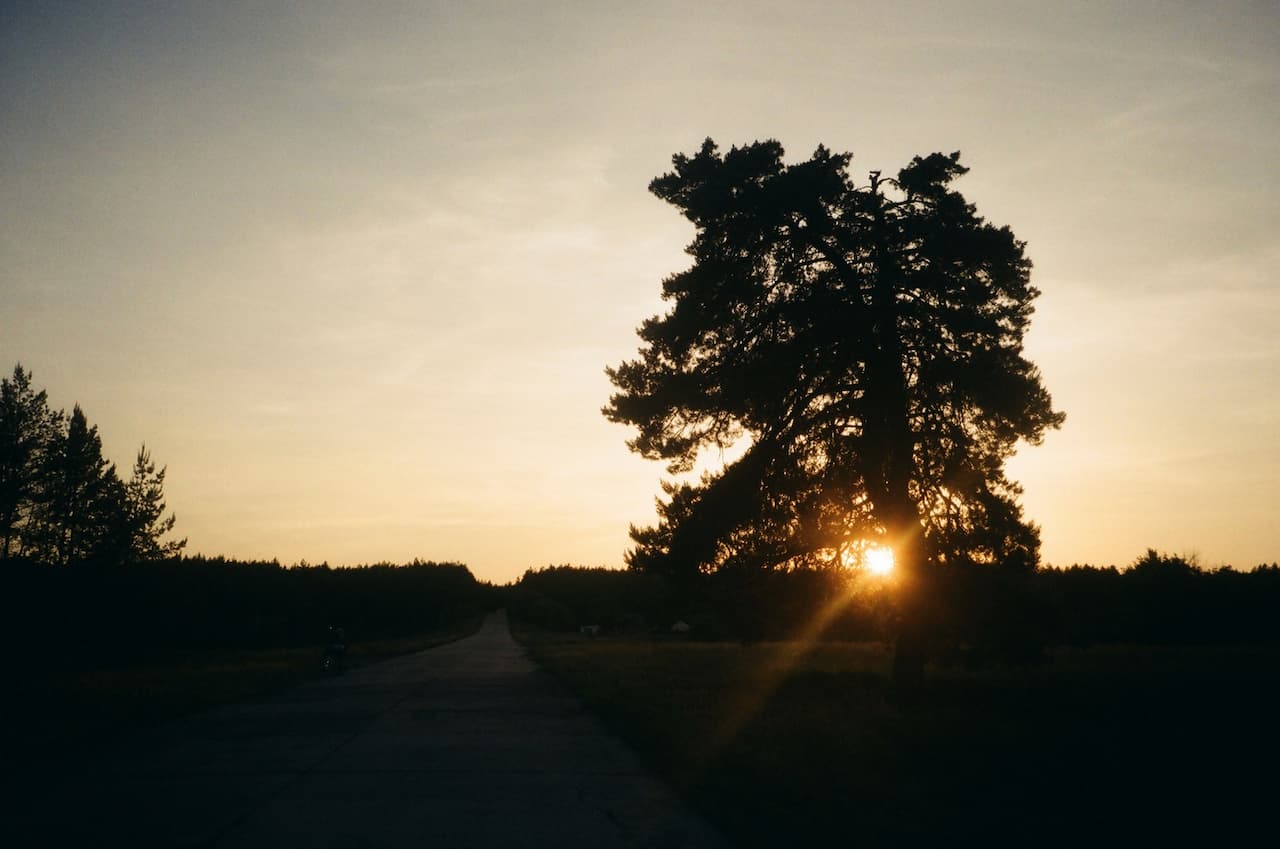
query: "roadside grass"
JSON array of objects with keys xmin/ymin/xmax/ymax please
[
  {"xmin": 11, "ymin": 617, "xmax": 484, "ymax": 764},
  {"xmin": 515, "ymin": 626, "xmax": 1280, "ymax": 847}
]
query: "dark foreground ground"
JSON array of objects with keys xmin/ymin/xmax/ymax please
[
  {"xmin": 8, "ymin": 621, "xmax": 484, "ymax": 766},
  {"xmin": 10, "ymin": 611, "xmax": 727, "ymax": 849},
  {"xmin": 517, "ymin": 628, "xmax": 1280, "ymax": 848}
]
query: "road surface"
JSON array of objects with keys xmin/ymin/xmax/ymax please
[{"xmin": 16, "ymin": 611, "xmax": 729, "ymax": 848}]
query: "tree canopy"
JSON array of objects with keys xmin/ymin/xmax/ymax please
[{"xmin": 604, "ymin": 140, "xmax": 1063, "ymax": 591}]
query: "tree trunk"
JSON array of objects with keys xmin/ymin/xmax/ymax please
[
  {"xmin": 888, "ymin": 523, "xmax": 930, "ymax": 693},
  {"xmin": 862, "ymin": 176, "xmax": 933, "ymax": 693}
]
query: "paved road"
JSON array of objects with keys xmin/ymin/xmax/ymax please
[{"xmin": 17, "ymin": 611, "xmax": 729, "ymax": 848}]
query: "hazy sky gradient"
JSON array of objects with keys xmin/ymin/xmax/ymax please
[{"xmin": 3, "ymin": 1, "xmax": 1277, "ymax": 581}]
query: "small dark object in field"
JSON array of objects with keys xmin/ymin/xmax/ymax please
[{"xmin": 321, "ymin": 625, "xmax": 347, "ymax": 674}]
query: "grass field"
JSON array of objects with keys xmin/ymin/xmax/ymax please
[
  {"xmin": 515, "ymin": 626, "xmax": 1279, "ymax": 847},
  {"xmin": 10, "ymin": 617, "xmax": 484, "ymax": 764}
]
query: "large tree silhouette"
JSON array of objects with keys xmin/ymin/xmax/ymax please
[{"xmin": 604, "ymin": 140, "xmax": 1063, "ymax": 682}]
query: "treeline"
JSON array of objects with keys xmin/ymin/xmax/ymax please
[
  {"xmin": 2, "ymin": 365, "xmax": 498, "ymax": 671},
  {"xmin": 1034, "ymin": 550, "xmax": 1280, "ymax": 645},
  {"xmin": 9, "ymin": 556, "xmax": 494, "ymax": 671},
  {"xmin": 510, "ymin": 551, "xmax": 1280, "ymax": 654},
  {"xmin": 1, "ymin": 364, "xmax": 185, "ymax": 566}
]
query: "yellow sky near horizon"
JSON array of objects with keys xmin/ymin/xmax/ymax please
[{"xmin": 3, "ymin": 1, "xmax": 1277, "ymax": 582}]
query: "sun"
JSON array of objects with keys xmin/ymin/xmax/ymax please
[{"xmin": 864, "ymin": 545, "xmax": 895, "ymax": 576}]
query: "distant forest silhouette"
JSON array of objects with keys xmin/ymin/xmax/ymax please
[
  {"xmin": 2, "ymin": 364, "xmax": 494, "ymax": 673},
  {"xmin": 10, "ymin": 556, "xmax": 491, "ymax": 663},
  {"xmin": 511, "ymin": 556, "xmax": 1280, "ymax": 656}
]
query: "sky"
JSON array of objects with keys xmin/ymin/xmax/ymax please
[{"xmin": 2, "ymin": 1, "xmax": 1277, "ymax": 582}]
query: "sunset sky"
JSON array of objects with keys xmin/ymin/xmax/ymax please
[{"xmin": 3, "ymin": 1, "xmax": 1277, "ymax": 582}]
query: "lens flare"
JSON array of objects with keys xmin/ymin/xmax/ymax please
[{"xmin": 864, "ymin": 545, "xmax": 895, "ymax": 576}]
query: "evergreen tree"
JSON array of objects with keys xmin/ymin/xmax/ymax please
[
  {"xmin": 123, "ymin": 444, "xmax": 186, "ymax": 561},
  {"xmin": 0, "ymin": 365, "xmax": 63, "ymax": 560},
  {"xmin": 1, "ymin": 365, "xmax": 186, "ymax": 566},
  {"xmin": 40, "ymin": 405, "xmax": 124, "ymax": 566}
]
